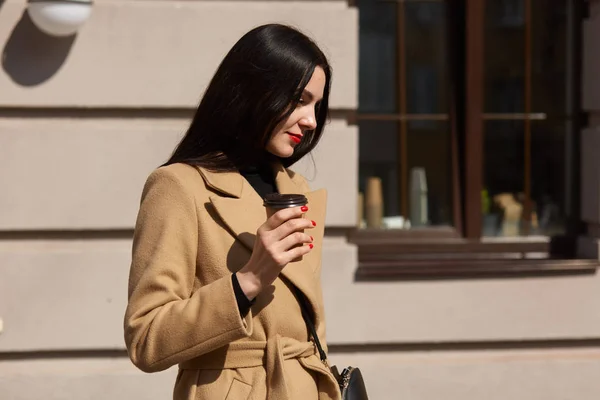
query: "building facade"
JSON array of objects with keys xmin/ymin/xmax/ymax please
[{"xmin": 2, "ymin": 0, "xmax": 600, "ymax": 399}]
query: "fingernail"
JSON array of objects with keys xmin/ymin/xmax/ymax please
[
  {"xmin": 310, "ymin": 236, "xmax": 314, "ymax": 241},
  {"xmin": 311, "ymin": 220, "xmax": 316, "ymax": 226},
  {"xmin": 301, "ymin": 206, "xmax": 309, "ymax": 212},
  {"xmin": 309, "ymin": 243, "xmax": 314, "ymax": 249}
]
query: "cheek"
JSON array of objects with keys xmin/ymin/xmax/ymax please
[
  {"xmin": 272, "ymin": 130, "xmax": 286, "ymax": 142},
  {"xmin": 283, "ymin": 111, "xmax": 301, "ymax": 128},
  {"xmin": 267, "ymin": 132, "xmax": 285, "ymax": 149}
]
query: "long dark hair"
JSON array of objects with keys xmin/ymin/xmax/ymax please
[{"xmin": 164, "ymin": 24, "xmax": 332, "ymax": 171}]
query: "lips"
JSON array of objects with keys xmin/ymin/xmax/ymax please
[{"xmin": 287, "ymin": 132, "xmax": 302, "ymax": 144}]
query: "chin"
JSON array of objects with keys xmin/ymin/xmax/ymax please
[{"xmin": 267, "ymin": 146, "xmax": 295, "ymax": 159}]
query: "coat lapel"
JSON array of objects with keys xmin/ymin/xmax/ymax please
[
  {"xmin": 197, "ymin": 163, "xmax": 327, "ymax": 328},
  {"xmin": 203, "ymin": 169, "xmax": 266, "ymax": 251}
]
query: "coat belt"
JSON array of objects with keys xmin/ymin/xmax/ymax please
[{"xmin": 179, "ymin": 335, "xmax": 332, "ymax": 399}]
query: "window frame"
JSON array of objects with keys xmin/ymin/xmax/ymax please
[{"xmin": 349, "ymin": 0, "xmax": 592, "ymax": 279}]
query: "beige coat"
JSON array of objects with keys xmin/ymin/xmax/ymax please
[{"xmin": 124, "ymin": 162, "xmax": 341, "ymax": 400}]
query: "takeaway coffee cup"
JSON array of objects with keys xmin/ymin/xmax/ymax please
[
  {"xmin": 263, "ymin": 193, "xmax": 308, "ymax": 219},
  {"xmin": 263, "ymin": 193, "xmax": 309, "ymax": 260}
]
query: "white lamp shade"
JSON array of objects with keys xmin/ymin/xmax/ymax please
[{"xmin": 28, "ymin": 1, "xmax": 92, "ymax": 37}]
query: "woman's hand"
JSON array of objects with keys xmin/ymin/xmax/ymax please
[{"xmin": 236, "ymin": 206, "xmax": 315, "ymax": 300}]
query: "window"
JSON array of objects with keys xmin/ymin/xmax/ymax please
[
  {"xmin": 357, "ymin": 0, "xmax": 454, "ymax": 232},
  {"xmin": 353, "ymin": 0, "xmax": 590, "ymax": 278},
  {"xmin": 482, "ymin": 2, "xmax": 572, "ymax": 238}
]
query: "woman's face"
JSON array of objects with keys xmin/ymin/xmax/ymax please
[{"xmin": 266, "ymin": 66, "xmax": 326, "ymax": 158}]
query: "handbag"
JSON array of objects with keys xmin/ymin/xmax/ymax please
[{"xmin": 290, "ymin": 285, "xmax": 369, "ymax": 400}]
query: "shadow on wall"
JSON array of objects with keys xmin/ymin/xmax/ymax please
[{"xmin": 2, "ymin": 10, "xmax": 75, "ymax": 86}]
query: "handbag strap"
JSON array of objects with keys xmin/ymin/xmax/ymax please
[{"xmin": 288, "ymin": 283, "xmax": 328, "ymax": 363}]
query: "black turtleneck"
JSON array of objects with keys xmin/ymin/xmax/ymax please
[
  {"xmin": 230, "ymin": 164, "xmax": 279, "ymax": 318},
  {"xmin": 239, "ymin": 163, "xmax": 278, "ymax": 198}
]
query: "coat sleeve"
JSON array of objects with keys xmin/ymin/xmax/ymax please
[{"xmin": 124, "ymin": 167, "xmax": 253, "ymax": 373}]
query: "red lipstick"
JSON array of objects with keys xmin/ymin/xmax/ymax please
[{"xmin": 287, "ymin": 133, "xmax": 302, "ymax": 144}]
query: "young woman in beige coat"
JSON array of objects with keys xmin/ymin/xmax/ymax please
[{"xmin": 124, "ymin": 24, "xmax": 341, "ymax": 400}]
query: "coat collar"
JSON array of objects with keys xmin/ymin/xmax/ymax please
[
  {"xmin": 195, "ymin": 162, "xmax": 327, "ymax": 328},
  {"xmin": 196, "ymin": 162, "xmax": 302, "ymax": 199},
  {"xmin": 195, "ymin": 167, "xmax": 243, "ymax": 198}
]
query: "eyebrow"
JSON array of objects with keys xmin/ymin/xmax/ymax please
[{"xmin": 303, "ymin": 89, "xmax": 322, "ymax": 103}]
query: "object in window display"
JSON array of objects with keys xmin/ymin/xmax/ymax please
[
  {"xmin": 383, "ymin": 216, "xmax": 408, "ymax": 229},
  {"xmin": 357, "ymin": 192, "xmax": 365, "ymax": 228},
  {"xmin": 538, "ymin": 198, "xmax": 561, "ymax": 233},
  {"xmin": 515, "ymin": 193, "xmax": 539, "ymax": 235},
  {"xmin": 409, "ymin": 167, "xmax": 429, "ymax": 227},
  {"xmin": 494, "ymin": 193, "xmax": 523, "ymax": 236},
  {"xmin": 482, "ymin": 189, "xmax": 491, "ymax": 215},
  {"xmin": 482, "ymin": 188, "xmax": 501, "ymax": 236},
  {"xmin": 365, "ymin": 177, "xmax": 384, "ymax": 228},
  {"xmin": 482, "ymin": 214, "xmax": 501, "ymax": 237},
  {"xmin": 531, "ymin": 210, "xmax": 539, "ymax": 234}
]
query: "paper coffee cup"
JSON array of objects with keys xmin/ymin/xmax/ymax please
[
  {"xmin": 263, "ymin": 193, "xmax": 308, "ymax": 219},
  {"xmin": 263, "ymin": 193, "xmax": 309, "ymax": 260}
]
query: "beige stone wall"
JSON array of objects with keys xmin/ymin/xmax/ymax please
[
  {"xmin": 0, "ymin": 0, "xmax": 357, "ymax": 109},
  {"xmin": 0, "ymin": 1, "xmax": 361, "ymax": 399},
  {"xmin": 332, "ymin": 347, "xmax": 600, "ymax": 400},
  {"xmin": 2, "ymin": 1, "xmax": 600, "ymax": 399},
  {"xmin": 3, "ymin": 347, "xmax": 600, "ymax": 400},
  {"xmin": 0, "ymin": 118, "xmax": 355, "ymax": 230}
]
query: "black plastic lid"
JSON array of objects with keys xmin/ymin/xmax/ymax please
[{"xmin": 263, "ymin": 193, "xmax": 308, "ymax": 209}]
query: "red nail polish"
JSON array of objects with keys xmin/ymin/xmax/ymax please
[
  {"xmin": 309, "ymin": 244, "xmax": 314, "ymax": 249},
  {"xmin": 311, "ymin": 220, "xmax": 316, "ymax": 226},
  {"xmin": 301, "ymin": 206, "xmax": 309, "ymax": 212}
]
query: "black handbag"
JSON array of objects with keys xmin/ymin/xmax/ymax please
[{"xmin": 291, "ymin": 285, "xmax": 369, "ymax": 400}]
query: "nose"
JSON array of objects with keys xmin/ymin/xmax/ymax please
[{"xmin": 299, "ymin": 112, "xmax": 317, "ymax": 131}]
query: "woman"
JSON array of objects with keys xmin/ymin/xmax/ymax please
[{"xmin": 124, "ymin": 24, "xmax": 340, "ymax": 400}]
